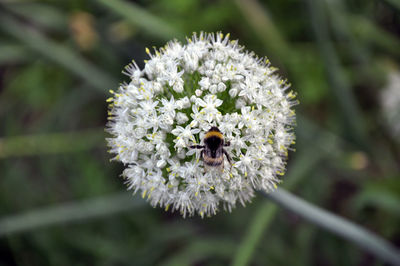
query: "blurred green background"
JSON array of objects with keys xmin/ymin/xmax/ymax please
[{"xmin": 0, "ymin": 0, "xmax": 399, "ymax": 265}]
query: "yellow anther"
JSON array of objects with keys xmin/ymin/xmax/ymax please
[
  {"xmin": 165, "ymin": 204, "xmax": 170, "ymax": 211},
  {"xmin": 106, "ymin": 97, "xmax": 114, "ymax": 102},
  {"xmin": 142, "ymin": 190, "xmax": 147, "ymax": 198},
  {"xmin": 145, "ymin": 47, "xmax": 150, "ymax": 54}
]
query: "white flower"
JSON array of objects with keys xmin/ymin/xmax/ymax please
[
  {"xmin": 381, "ymin": 70, "xmax": 400, "ymax": 138},
  {"xmin": 171, "ymin": 125, "xmax": 200, "ymax": 150},
  {"xmin": 176, "ymin": 112, "xmax": 189, "ymax": 124},
  {"xmin": 199, "ymin": 77, "xmax": 211, "ymax": 90},
  {"xmin": 107, "ymin": 32, "xmax": 297, "ymax": 217}
]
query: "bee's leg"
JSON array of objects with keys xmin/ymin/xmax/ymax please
[
  {"xmin": 224, "ymin": 141, "xmax": 230, "ymax": 147},
  {"xmin": 190, "ymin": 145, "xmax": 205, "ymax": 149},
  {"xmin": 223, "ymin": 149, "xmax": 232, "ymax": 170},
  {"xmin": 200, "ymin": 150, "xmax": 207, "ymax": 173}
]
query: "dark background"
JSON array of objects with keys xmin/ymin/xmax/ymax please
[{"xmin": 0, "ymin": 0, "xmax": 399, "ymax": 265}]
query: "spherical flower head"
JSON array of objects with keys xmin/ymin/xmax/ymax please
[{"xmin": 106, "ymin": 32, "xmax": 297, "ymax": 218}]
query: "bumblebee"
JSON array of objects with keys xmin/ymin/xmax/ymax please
[{"xmin": 190, "ymin": 127, "xmax": 232, "ymax": 170}]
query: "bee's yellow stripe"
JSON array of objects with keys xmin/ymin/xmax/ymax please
[{"xmin": 205, "ymin": 131, "xmax": 223, "ymax": 139}]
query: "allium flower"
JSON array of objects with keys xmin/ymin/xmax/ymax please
[
  {"xmin": 106, "ymin": 32, "xmax": 297, "ymax": 217},
  {"xmin": 381, "ymin": 70, "xmax": 400, "ymax": 138}
]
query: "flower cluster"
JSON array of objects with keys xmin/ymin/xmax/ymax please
[
  {"xmin": 106, "ymin": 32, "xmax": 297, "ymax": 217},
  {"xmin": 381, "ymin": 70, "xmax": 400, "ymax": 138}
]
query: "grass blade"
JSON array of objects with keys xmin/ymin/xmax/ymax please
[
  {"xmin": 234, "ymin": 0, "xmax": 290, "ymax": 61},
  {"xmin": 231, "ymin": 203, "xmax": 277, "ymax": 266},
  {"xmin": 0, "ymin": 43, "xmax": 32, "ymax": 64},
  {"xmin": 0, "ymin": 13, "xmax": 116, "ymax": 93},
  {"xmin": 96, "ymin": 0, "xmax": 184, "ymax": 41},
  {"xmin": 231, "ymin": 116, "xmax": 341, "ymax": 266},
  {"xmin": 383, "ymin": 0, "xmax": 400, "ymax": 12},
  {"xmin": 0, "ymin": 193, "xmax": 145, "ymax": 236},
  {"xmin": 305, "ymin": 0, "xmax": 368, "ymax": 148},
  {"xmin": 231, "ymin": 149, "xmax": 327, "ymax": 266},
  {"xmin": 162, "ymin": 238, "xmax": 236, "ymax": 266},
  {"xmin": 0, "ymin": 129, "xmax": 105, "ymax": 158}
]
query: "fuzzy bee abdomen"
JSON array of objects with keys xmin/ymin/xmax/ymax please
[{"xmin": 203, "ymin": 154, "xmax": 224, "ymax": 166}]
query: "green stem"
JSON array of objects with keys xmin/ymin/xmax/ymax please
[{"xmin": 265, "ymin": 189, "xmax": 400, "ymax": 266}]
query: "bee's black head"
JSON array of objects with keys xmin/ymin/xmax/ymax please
[{"xmin": 209, "ymin": 126, "xmax": 221, "ymax": 132}]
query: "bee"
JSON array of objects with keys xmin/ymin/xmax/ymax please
[{"xmin": 190, "ymin": 127, "xmax": 232, "ymax": 171}]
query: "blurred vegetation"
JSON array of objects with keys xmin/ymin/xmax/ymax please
[{"xmin": 0, "ymin": 0, "xmax": 399, "ymax": 265}]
